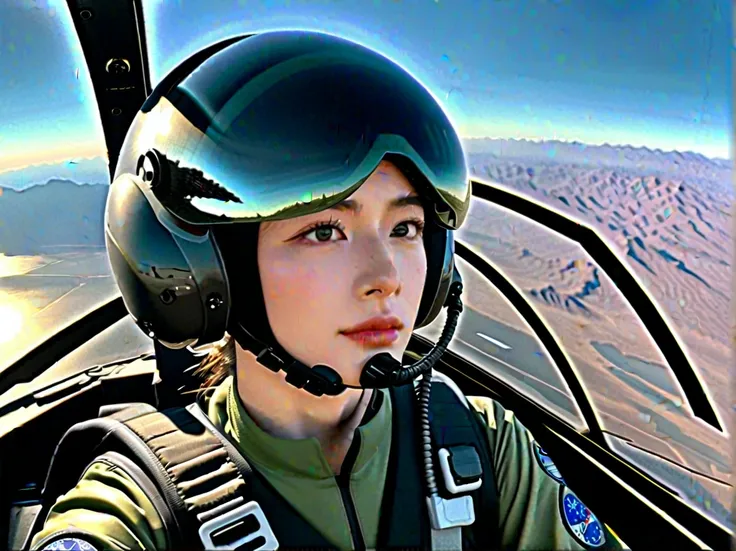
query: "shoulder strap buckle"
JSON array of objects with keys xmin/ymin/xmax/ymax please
[
  {"xmin": 427, "ymin": 444, "xmax": 481, "ymax": 534},
  {"xmin": 198, "ymin": 499, "xmax": 279, "ymax": 551},
  {"xmin": 438, "ymin": 445, "xmax": 483, "ymax": 494},
  {"xmin": 425, "ymin": 444, "xmax": 479, "ymax": 548},
  {"xmin": 426, "ymin": 493, "xmax": 475, "ymax": 529}
]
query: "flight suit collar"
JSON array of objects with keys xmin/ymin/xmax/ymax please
[{"xmin": 208, "ymin": 376, "xmax": 389, "ymax": 480}]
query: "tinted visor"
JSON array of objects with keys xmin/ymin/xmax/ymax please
[{"xmin": 123, "ymin": 31, "xmax": 470, "ymax": 229}]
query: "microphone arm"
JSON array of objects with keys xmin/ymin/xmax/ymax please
[
  {"xmin": 357, "ymin": 279, "xmax": 464, "ymax": 388},
  {"xmin": 230, "ymin": 279, "xmax": 464, "ymax": 397}
]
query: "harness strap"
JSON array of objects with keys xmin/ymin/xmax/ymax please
[
  {"xmin": 122, "ymin": 378, "xmax": 495, "ymax": 550},
  {"xmin": 34, "ymin": 373, "xmax": 498, "ymax": 551},
  {"xmin": 120, "ymin": 406, "xmax": 273, "ymax": 549},
  {"xmin": 426, "ymin": 377, "xmax": 473, "ymax": 551},
  {"xmin": 105, "ymin": 403, "xmax": 337, "ymax": 549},
  {"xmin": 184, "ymin": 402, "xmax": 335, "ymax": 549},
  {"xmin": 431, "ymin": 527, "xmax": 463, "ymax": 551},
  {"xmin": 427, "ymin": 373, "xmax": 500, "ymax": 551},
  {"xmin": 376, "ymin": 382, "xmax": 430, "ymax": 549},
  {"xmin": 32, "ymin": 415, "xmax": 191, "ymax": 550}
]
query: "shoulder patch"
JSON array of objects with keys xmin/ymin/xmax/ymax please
[
  {"xmin": 533, "ymin": 442, "xmax": 565, "ymax": 484},
  {"xmin": 559, "ymin": 486, "xmax": 606, "ymax": 548},
  {"xmin": 39, "ymin": 536, "xmax": 99, "ymax": 551}
]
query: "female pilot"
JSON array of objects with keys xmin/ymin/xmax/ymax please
[{"xmin": 29, "ymin": 30, "xmax": 622, "ymax": 551}]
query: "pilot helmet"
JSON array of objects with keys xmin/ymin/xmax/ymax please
[{"xmin": 103, "ymin": 30, "xmax": 471, "ymax": 365}]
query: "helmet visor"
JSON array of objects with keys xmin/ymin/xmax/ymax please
[{"xmin": 121, "ymin": 33, "xmax": 470, "ymax": 229}]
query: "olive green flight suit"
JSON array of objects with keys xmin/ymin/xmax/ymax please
[{"xmin": 30, "ymin": 375, "xmax": 625, "ymax": 550}]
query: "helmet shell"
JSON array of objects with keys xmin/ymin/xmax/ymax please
[{"xmin": 106, "ymin": 31, "xmax": 466, "ymax": 349}]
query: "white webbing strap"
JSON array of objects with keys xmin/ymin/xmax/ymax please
[
  {"xmin": 430, "ymin": 527, "xmax": 463, "ymax": 551},
  {"xmin": 426, "ymin": 494, "xmax": 474, "ymax": 551}
]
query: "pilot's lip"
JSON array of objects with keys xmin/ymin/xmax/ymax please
[{"xmin": 339, "ymin": 315, "xmax": 404, "ymax": 334}]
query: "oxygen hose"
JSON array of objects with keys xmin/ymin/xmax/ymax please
[{"xmin": 415, "ymin": 280, "xmax": 464, "ymax": 497}]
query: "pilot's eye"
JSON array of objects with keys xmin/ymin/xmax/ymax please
[{"xmin": 300, "ymin": 218, "xmax": 346, "ymax": 243}]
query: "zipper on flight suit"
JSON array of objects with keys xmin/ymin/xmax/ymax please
[{"xmin": 337, "ymin": 432, "xmax": 366, "ymax": 551}]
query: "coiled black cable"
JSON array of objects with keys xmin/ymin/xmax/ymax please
[{"xmin": 415, "ymin": 280, "xmax": 464, "ymax": 496}]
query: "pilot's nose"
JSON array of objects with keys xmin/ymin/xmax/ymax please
[{"xmin": 353, "ymin": 238, "xmax": 401, "ymax": 299}]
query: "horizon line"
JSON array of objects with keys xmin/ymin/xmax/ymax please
[
  {"xmin": 462, "ymin": 136, "xmax": 731, "ymax": 161},
  {"xmin": 0, "ymin": 135, "xmax": 729, "ymax": 175}
]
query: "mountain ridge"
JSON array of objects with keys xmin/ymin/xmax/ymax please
[
  {"xmin": 0, "ymin": 157, "xmax": 109, "ymax": 190},
  {"xmin": 0, "ymin": 178, "xmax": 109, "ymax": 255},
  {"xmin": 462, "ymin": 137, "xmax": 730, "ymax": 165}
]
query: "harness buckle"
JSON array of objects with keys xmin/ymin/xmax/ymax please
[
  {"xmin": 198, "ymin": 501, "xmax": 279, "ymax": 550},
  {"xmin": 426, "ymin": 493, "xmax": 475, "ymax": 530},
  {"xmin": 425, "ymin": 446, "xmax": 481, "ymax": 531},
  {"xmin": 438, "ymin": 446, "xmax": 483, "ymax": 494}
]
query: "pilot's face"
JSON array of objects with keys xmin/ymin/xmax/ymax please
[{"xmin": 257, "ymin": 160, "xmax": 428, "ymax": 385}]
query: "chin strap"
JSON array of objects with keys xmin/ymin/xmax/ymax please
[{"xmin": 227, "ymin": 280, "xmax": 464, "ymax": 397}]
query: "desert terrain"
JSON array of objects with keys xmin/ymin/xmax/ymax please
[{"xmin": 441, "ymin": 139, "xmax": 732, "ymax": 527}]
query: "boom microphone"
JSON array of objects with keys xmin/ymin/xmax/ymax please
[{"xmin": 231, "ymin": 281, "xmax": 464, "ymax": 397}]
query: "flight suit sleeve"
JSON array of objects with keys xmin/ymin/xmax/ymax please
[
  {"xmin": 467, "ymin": 396, "xmax": 627, "ymax": 551},
  {"xmin": 29, "ymin": 458, "xmax": 167, "ymax": 551}
]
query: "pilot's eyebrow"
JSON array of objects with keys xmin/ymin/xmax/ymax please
[{"xmin": 328, "ymin": 194, "xmax": 423, "ymax": 214}]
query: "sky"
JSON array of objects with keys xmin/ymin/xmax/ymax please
[{"xmin": 0, "ymin": 0, "xmax": 731, "ymax": 174}]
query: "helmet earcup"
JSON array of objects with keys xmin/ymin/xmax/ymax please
[
  {"xmin": 105, "ymin": 173, "xmax": 230, "ymax": 348},
  {"xmin": 414, "ymin": 222, "xmax": 455, "ymax": 329}
]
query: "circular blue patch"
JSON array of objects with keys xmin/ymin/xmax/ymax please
[
  {"xmin": 41, "ymin": 537, "xmax": 98, "ymax": 551},
  {"xmin": 533, "ymin": 442, "xmax": 565, "ymax": 484},
  {"xmin": 559, "ymin": 486, "xmax": 606, "ymax": 548}
]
